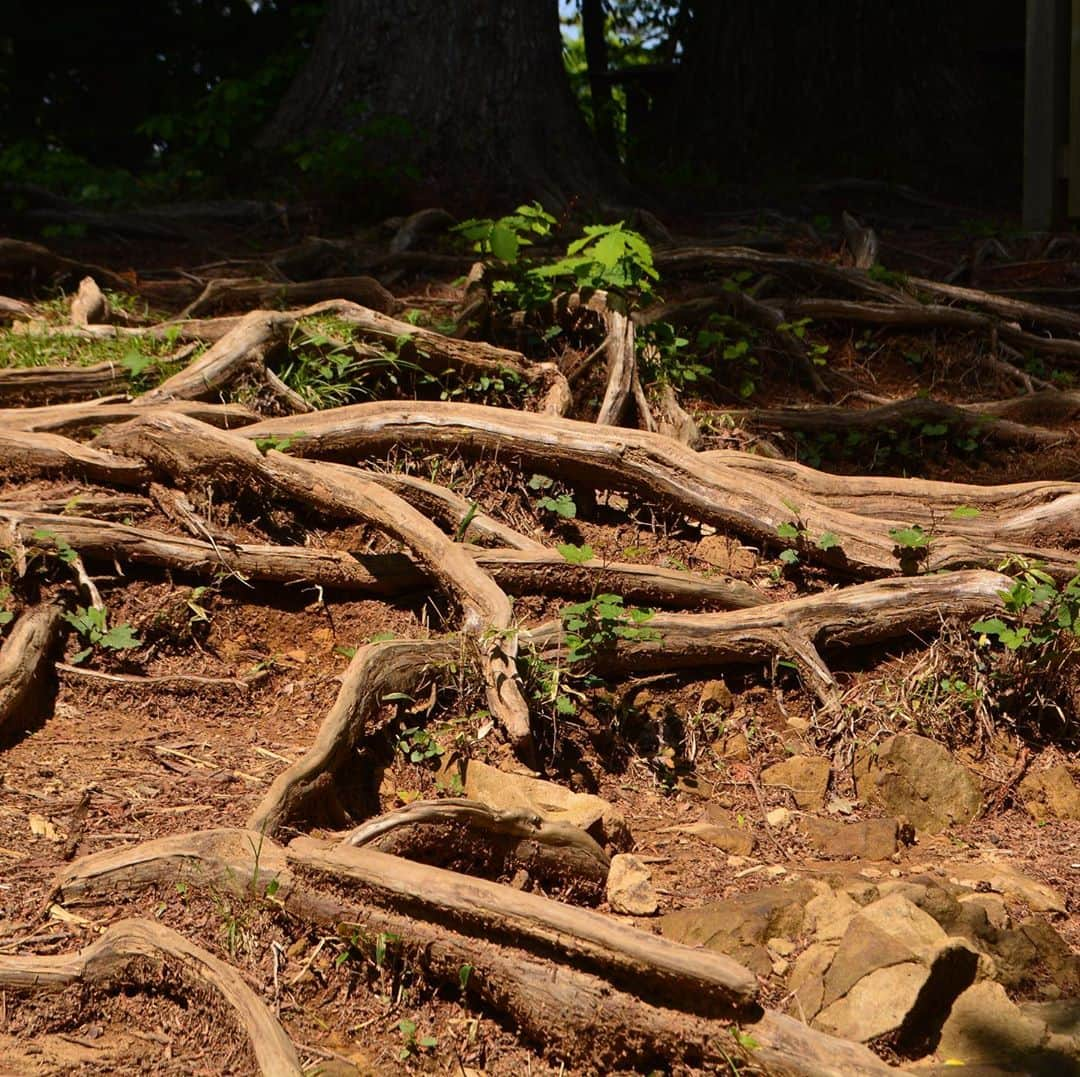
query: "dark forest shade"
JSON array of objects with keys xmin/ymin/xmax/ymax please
[{"xmin": 260, "ymin": 0, "xmax": 626, "ymax": 210}]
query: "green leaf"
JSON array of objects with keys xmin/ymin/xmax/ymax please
[
  {"xmin": 951, "ymin": 505, "xmax": 981, "ymax": 519},
  {"xmin": 776, "ymin": 522, "xmax": 800, "ymax": 541},
  {"xmin": 779, "ymin": 549, "xmax": 800, "ymax": 565},
  {"xmin": 816, "ymin": 531, "xmax": 840, "ymax": 550},
  {"xmin": 458, "ymin": 963, "xmax": 472, "ymax": 990},
  {"xmin": 489, "ymin": 222, "xmax": 520, "ymax": 263},
  {"xmin": 369, "ymin": 631, "xmax": 397, "ymax": 642},
  {"xmin": 889, "ymin": 525, "xmax": 931, "ymax": 549},
  {"xmin": 556, "ymin": 543, "xmax": 594, "ymax": 564},
  {"xmin": 100, "ymin": 623, "xmax": 141, "ymax": 650}
]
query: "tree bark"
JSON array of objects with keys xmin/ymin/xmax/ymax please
[{"xmin": 261, "ymin": 0, "xmax": 625, "ymax": 208}]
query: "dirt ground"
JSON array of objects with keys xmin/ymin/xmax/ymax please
[{"xmin": 1, "ymin": 197, "xmax": 1079, "ymax": 1075}]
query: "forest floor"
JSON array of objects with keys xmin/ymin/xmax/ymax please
[{"xmin": 0, "ymin": 191, "xmax": 1079, "ymax": 1076}]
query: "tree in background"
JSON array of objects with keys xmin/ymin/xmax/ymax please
[{"xmin": 260, "ymin": 0, "xmax": 626, "ymax": 210}]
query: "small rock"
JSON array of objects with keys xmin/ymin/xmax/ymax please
[
  {"xmin": 699, "ymin": 679, "xmax": 733, "ymax": 713},
  {"xmin": 786, "ymin": 717, "xmax": 811, "ymax": 734},
  {"xmin": 766, "ymin": 807, "xmax": 793, "ymax": 829},
  {"xmin": 805, "ymin": 890, "xmax": 860, "ymax": 941},
  {"xmin": 771, "ymin": 957, "xmax": 790, "ymax": 977},
  {"xmin": 856, "ymin": 734, "xmax": 981, "ymax": 835},
  {"xmin": 606, "ymin": 854, "xmax": 659, "ymax": 916},
  {"xmin": 669, "ymin": 821, "xmax": 755, "ymax": 855},
  {"xmin": 761, "ymin": 755, "xmax": 831, "ymax": 810},
  {"xmin": 958, "ymin": 892, "xmax": 1009, "ymax": 931},
  {"xmin": 1019, "ymin": 765, "xmax": 1080, "ymax": 822},
  {"xmin": 815, "ymin": 961, "xmax": 930, "ymax": 1042},
  {"xmin": 464, "ymin": 760, "xmax": 631, "ymax": 848},
  {"xmin": 768, "ymin": 937, "xmax": 796, "ymax": 957},
  {"xmin": 948, "ymin": 860, "xmax": 1067, "ymax": 916},
  {"xmin": 660, "ymin": 884, "xmax": 811, "ymax": 976},
  {"xmin": 718, "ymin": 731, "xmax": 750, "ymax": 761},
  {"xmin": 859, "ymin": 892, "xmax": 948, "ymax": 959},
  {"xmin": 801, "ymin": 817, "xmax": 899, "ymax": 861}
]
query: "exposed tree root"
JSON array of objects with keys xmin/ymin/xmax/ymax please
[
  {"xmin": 0, "ymin": 428, "xmax": 145, "ymax": 486},
  {"xmin": 52, "ymin": 830, "xmax": 897, "ymax": 1075},
  {"xmin": 524, "ymin": 571, "xmax": 1012, "ymax": 709},
  {"xmin": 0, "ymin": 362, "xmax": 130, "ymax": 406},
  {"xmin": 178, "ymin": 274, "xmax": 400, "ymax": 319},
  {"xmin": 0, "ymin": 604, "xmax": 63, "ymax": 741},
  {"xmin": 595, "ymin": 301, "xmax": 636, "ymax": 426},
  {"xmin": 0, "ymin": 398, "xmax": 257, "ymax": 436},
  {"xmin": 95, "ymin": 412, "xmax": 536, "ymax": 757},
  {"xmin": 721, "ymin": 396, "xmax": 1068, "ymax": 448},
  {"xmin": 139, "ymin": 310, "xmax": 292, "ymax": 402},
  {"xmin": 341, "ymin": 797, "xmax": 610, "ymax": 897},
  {"xmin": 0, "ymin": 918, "xmax": 302, "ymax": 1077},
  {"xmin": 249, "ymin": 639, "xmax": 456, "ymax": 835},
  {"xmin": 241, "ymin": 402, "xmax": 1080, "ymax": 577}
]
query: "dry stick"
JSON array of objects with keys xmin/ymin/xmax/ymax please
[
  {"xmin": 0, "ymin": 399, "xmax": 258, "ymax": 436},
  {"xmin": 94, "ymin": 413, "xmax": 535, "ymax": 758},
  {"xmin": 0, "ymin": 918, "xmax": 302, "ymax": 1077},
  {"xmin": 0, "ymin": 428, "xmax": 146, "ymax": 486},
  {"xmin": 239, "ymin": 401, "xmax": 1080, "ymax": 578},
  {"xmin": 52, "ymin": 830, "xmax": 898, "ymax": 1075},
  {"xmin": 0, "ymin": 605, "xmax": 63, "ymax": 739},
  {"xmin": 249, "ymin": 639, "xmax": 456, "ymax": 835},
  {"xmin": 0, "ymin": 510, "xmax": 767, "ymax": 612},
  {"xmin": 524, "ymin": 570, "xmax": 1012, "ymax": 710},
  {"xmin": 720, "ymin": 397, "xmax": 1067, "ymax": 448},
  {"xmin": 56, "ymin": 663, "xmax": 254, "ymax": 693}
]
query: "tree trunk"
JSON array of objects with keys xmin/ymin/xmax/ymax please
[{"xmin": 261, "ymin": 0, "xmax": 625, "ymax": 209}]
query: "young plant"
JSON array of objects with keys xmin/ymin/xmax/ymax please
[
  {"xmin": 62, "ymin": 605, "xmax": 141, "ymax": 664},
  {"xmin": 561, "ymin": 594, "xmax": 660, "ymax": 665},
  {"xmin": 528, "ymin": 474, "xmax": 577, "ymax": 519}
]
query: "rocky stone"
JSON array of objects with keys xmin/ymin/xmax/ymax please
[
  {"xmin": 801, "ymin": 816, "xmax": 899, "ymax": 861},
  {"xmin": 815, "ymin": 961, "xmax": 930, "ymax": 1042},
  {"xmin": 717, "ymin": 731, "xmax": 750, "ymax": 761},
  {"xmin": 698, "ymin": 678, "xmax": 733, "ymax": 713},
  {"xmin": 859, "ymin": 892, "xmax": 948, "ymax": 959},
  {"xmin": 765, "ymin": 807, "xmax": 792, "ymax": 829},
  {"xmin": 464, "ymin": 760, "xmax": 631, "ymax": 848},
  {"xmin": 1021, "ymin": 918, "xmax": 1080, "ymax": 994},
  {"xmin": 1019, "ymin": 766, "xmax": 1080, "ymax": 822},
  {"xmin": 959, "ymin": 892, "xmax": 1010, "ymax": 931},
  {"xmin": 856, "ymin": 733, "xmax": 982, "ymax": 834},
  {"xmin": 947, "ymin": 860, "xmax": 1067, "ymax": 915},
  {"xmin": 786, "ymin": 716, "xmax": 811, "ymax": 734},
  {"xmin": 788, "ymin": 941, "xmax": 836, "ymax": 1019},
  {"xmin": 938, "ymin": 981, "xmax": 1073, "ymax": 1070},
  {"xmin": 761, "ymin": 755, "xmax": 831, "ymax": 810},
  {"xmin": 660, "ymin": 883, "xmax": 811, "ymax": 976},
  {"xmin": 606, "ymin": 854, "xmax": 658, "ymax": 916},
  {"xmin": 1021, "ymin": 998, "xmax": 1080, "ymax": 1038},
  {"xmin": 804, "ymin": 889, "xmax": 860, "ymax": 942},
  {"xmin": 673, "ymin": 821, "xmax": 755, "ymax": 855}
]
